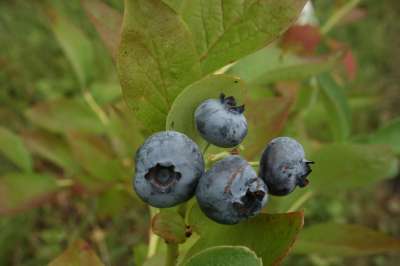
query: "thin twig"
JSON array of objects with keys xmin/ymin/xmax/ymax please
[{"xmin": 321, "ymin": 0, "xmax": 361, "ymax": 34}]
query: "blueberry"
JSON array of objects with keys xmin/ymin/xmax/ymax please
[
  {"xmin": 196, "ymin": 155, "xmax": 268, "ymax": 224},
  {"xmin": 134, "ymin": 131, "xmax": 205, "ymax": 208},
  {"xmin": 259, "ymin": 137, "xmax": 314, "ymax": 196},
  {"xmin": 195, "ymin": 93, "xmax": 248, "ymax": 148}
]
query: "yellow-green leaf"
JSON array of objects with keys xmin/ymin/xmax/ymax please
[
  {"xmin": 0, "ymin": 173, "xmax": 58, "ymax": 215},
  {"xmin": 183, "ymin": 203, "xmax": 303, "ymax": 266},
  {"xmin": 48, "ymin": 7, "xmax": 95, "ymax": 87},
  {"xmin": 25, "ymin": 98, "xmax": 105, "ymax": 134},
  {"xmin": 310, "ymin": 143, "xmax": 399, "ymax": 194},
  {"xmin": 22, "ymin": 130, "xmax": 79, "ymax": 173},
  {"xmin": 184, "ymin": 246, "xmax": 262, "ymax": 266},
  {"xmin": 180, "ymin": 0, "xmax": 308, "ymax": 74},
  {"xmin": 0, "ymin": 127, "xmax": 32, "ymax": 172},
  {"xmin": 294, "ymin": 222, "xmax": 400, "ymax": 256},
  {"xmin": 118, "ymin": 0, "xmax": 202, "ymax": 133},
  {"xmin": 49, "ymin": 239, "xmax": 105, "ymax": 266},
  {"xmin": 81, "ymin": 0, "xmax": 122, "ymax": 59}
]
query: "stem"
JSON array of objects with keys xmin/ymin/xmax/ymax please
[
  {"xmin": 165, "ymin": 243, "xmax": 179, "ymax": 266},
  {"xmin": 248, "ymin": 161, "xmax": 259, "ymax": 167},
  {"xmin": 207, "ymin": 151, "xmax": 230, "ymax": 162},
  {"xmin": 177, "ymin": 203, "xmax": 187, "ymax": 218},
  {"xmin": 83, "ymin": 90, "xmax": 110, "ymax": 125},
  {"xmin": 202, "ymin": 142, "xmax": 211, "ymax": 154},
  {"xmin": 147, "ymin": 207, "xmax": 159, "ymax": 258},
  {"xmin": 321, "ymin": 0, "xmax": 361, "ymax": 34},
  {"xmin": 287, "ymin": 191, "xmax": 313, "ymax": 212}
]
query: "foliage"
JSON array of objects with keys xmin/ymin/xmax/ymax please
[{"xmin": 0, "ymin": 0, "xmax": 400, "ymax": 265}]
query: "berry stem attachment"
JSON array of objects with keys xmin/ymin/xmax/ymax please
[
  {"xmin": 208, "ymin": 151, "xmax": 230, "ymax": 162},
  {"xmin": 248, "ymin": 161, "xmax": 259, "ymax": 167}
]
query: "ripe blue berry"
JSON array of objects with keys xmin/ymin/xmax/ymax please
[
  {"xmin": 195, "ymin": 93, "xmax": 248, "ymax": 148},
  {"xmin": 134, "ymin": 131, "xmax": 204, "ymax": 208},
  {"xmin": 259, "ymin": 137, "xmax": 314, "ymax": 196},
  {"xmin": 196, "ymin": 155, "xmax": 268, "ymax": 225}
]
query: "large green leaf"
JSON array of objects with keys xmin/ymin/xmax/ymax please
[
  {"xmin": 367, "ymin": 118, "xmax": 400, "ymax": 155},
  {"xmin": 81, "ymin": 0, "xmax": 122, "ymax": 59},
  {"xmin": 0, "ymin": 127, "xmax": 32, "ymax": 172},
  {"xmin": 180, "ymin": 0, "xmax": 308, "ymax": 74},
  {"xmin": 166, "ymin": 74, "xmax": 245, "ymax": 146},
  {"xmin": 184, "ymin": 246, "xmax": 262, "ymax": 266},
  {"xmin": 310, "ymin": 143, "xmax": 398, "ymax": 194},
  {"xmin": 49, "ymin": 239, "xmax": 105, "ymax": 266},
  {"xmin": 0, "ymin": 173, "xmax": 58, "ymax": 215},
  {"xmin": 183, "ymin": 203, "xmax": 304, "ymax": 266},
  {"xmin": 25, "ymin": 98, "xmax": 105, "ymax": 134},
  {"xmin": 118, "ymin": 0, "xmax": 202, "ymax": 133},
  {"xmin": 293, "ymin": 222, "xmax": 400, "ymax": 256},
  {"xmin": 317, "ymin": 73, "xmax": 351, "ymax": 141},
  {"xmin": 48, "ymin": 6, "xmax": 95, "ymax": 87},
  {"xmin": 22, "ymin": 131, "xmax": 79, "ymax": 173}
]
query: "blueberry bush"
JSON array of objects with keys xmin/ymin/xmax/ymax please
[{"xmin": 1, "ymin": 0, "xmax": 400, "ymax": 265}]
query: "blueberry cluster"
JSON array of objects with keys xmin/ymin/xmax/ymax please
[{"xmin": 133, "ymin": 94, "xmax": 313, "ymax": 224}]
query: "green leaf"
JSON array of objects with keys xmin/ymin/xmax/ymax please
[
  {"xmin": 0, "ymin": 155, "xmax": 20, "ymax": 175},
  {"xmin": 90, "ymin": 81, "xmax": 122, "ymax": 105},
  {"xmin": 166, "ymin": 74, "xmax": 245, "ymax": 147},
  {"xmin": 184, "ymin": 246, "xmax": 262, "ymax": 266},
  {"xmin": 152, "ymin": 210, "xmax": 187, "ymax": 244},
  {"xmin": 67, "ymin": 133, "xmax": 128, "ymax": 182},
  {"xmin": 143, "ymin": 255, "xmax": 166, "ymax": 266},
  {"xmin": 317, "ymin": 73, "xmax": 351, "ymax": 141},
  {"xmin": 293, "ymin": 222, "xmax": 400, "ymax": 256},
  {"xmin": 96, "ymin": 186, "xmax": 140, "ymax": 218},
  {"xmin": 118, "ymin": 0, "xmax": 202, "ymax": 133},
  {"xmin": 107, "ymin": 104, "xmax": 144, "ymax": 158},
  {"xmin": 183, "ymin": 203, "xmax": 304, "ymax": 266},
  {"xmin": 81, "ymin": 0, "xmax": 122, "ymax": 59},
  {"xmin": 310, "ymin": 143, "xmax": 398, "ymax": 194},
  {"xmin": 367, "ymin": 118, "xmax": 400, "ymax": 155},
  {"xmin": 48, "ymin": 7, "xmax": 95, "ymax": 87},
  {"xmin": 0, "ymin": 173, "xmax": 58, "ymax": 215},
  {"xmin": 25, "ymin": 98, "xmax": 105, "ymax": 134},
  {"xmin": 227, "ymin": 45, "xmax": 340, "ymax": 86},
  {"xmin": 162, "ymin": 0, "xmax": 184, "ymax": 12},
  {"xmin": 22, "ymin": 131, "xmax": 79, "ymax": 173},
  {"xmin": 0, "ymin": 127, "xmax": 32, "ymax": 172},
  {"xmin": 252, "ymin": 56, "xmax": 340, "ymax": 86},
  {"xmin": 180, "ymin": 0, "xmax": 308, "ymax": 74},
  {"xmin": 226, "ymin": 46, "xmax": 300, "ymax": 83},
  {"xmin": 48, "ymin": 239, "xmax": 105, "ymax": 266}
]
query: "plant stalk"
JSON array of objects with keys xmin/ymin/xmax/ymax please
[
  {"xmin": 165, "ymin": 242, "xmax": 179, "ymax": 266},
  {"xmin": 321, "ymin": 0, "xmax": 361, "ymax": 34},
  {"xmin": 147, "ymin": 207, "xmax": 159, "ymax": 258}
]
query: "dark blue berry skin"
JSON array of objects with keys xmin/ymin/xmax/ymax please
[
  {"xmin": 195, "ymin": 93, "xmax": 248, "ymax": 148},
  {"xmin": 134, "ymin": 131, "xmax": 204, "ymax": 208},
  {"xmin": 196, "ymin": 155, "xmax": 268, "ymax": 225},
  {"xmin": 259, "ymin": 137, "xmax": 314, "ymax": 196}
]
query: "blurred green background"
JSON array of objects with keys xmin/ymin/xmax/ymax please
[{"xmin": 0, "ymin": 0, "xmax": 399, "ymax": 265}]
